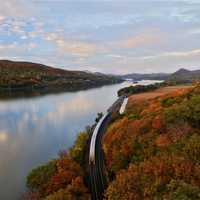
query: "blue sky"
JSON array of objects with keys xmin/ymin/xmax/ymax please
[{"xmin": 0, "ymin": 0, "xmax": 200, "ymax": 74}]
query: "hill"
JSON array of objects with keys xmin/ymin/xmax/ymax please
[
  {"xmin": 168, "ymin": 68, "xmax": 200, "ymax": 83},
  {"xmin": 0, "ymin": 60, "xmax": 122, "ymax": 94},
  {"xmin": 103, "ymin": 84, "xmax": 200, "ymax": 199},
  {"xmin": 121, "ymin": 68, "xmax": 200, "ymax": 83},
  {"xmin": 121, "ymin": 72, "xmax": 170, "ymax": 81}
]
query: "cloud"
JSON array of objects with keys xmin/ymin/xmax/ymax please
[
  {"xmin": 44, "ymin": 32, "xmax": 98, "ymax": 57},
  {"xmin": 188, "ymin": 28, "xmax": 200, "ymax": 35},
  {"xmin": 56, "ymin": 40, "xmax": 97, "ymax": 57},
  {"xmin": 0, "ymin": 42, "xmax": 37, "ymax": 59},
  {"xmin": 116, "ymin": 30, "xmax": 164, "ymax": 49},
  {"xmin": 141, "ymin": 49, "xmax": 200, "ymax": 60},
  {"xmin": 0, "ymin": 0, "xmax": 33, "ymax": 18},
  {"xmin": 47, "ymin": 29, "xmax": 166, "ymax": 59},
  {"xmin": 90, "ymin": 48, "xmax": 200, "ymax": 74},
  {"xmin": 0, "ymin": 0, "xmax": 199, "ymax": 73},
  {"xmin": 0, "ymin": 43, "xmax": 17, "ymax": 50}
]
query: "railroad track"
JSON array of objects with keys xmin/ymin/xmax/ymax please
[{"xmin": 88, "ymin": 97, "xmax": 128, "ymax": 200}]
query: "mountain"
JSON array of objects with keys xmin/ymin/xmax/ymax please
[
  {"xmin": 121, "ymin": 68, "xmax": 200, "ymax": 82},
  {"xmin": 0, "ymin": 60, "xmax": 122, "ymax": 93},
  {"xmin": 121, "ymin": 73, "xmax": 170, "ymax": 81},
  {"xmin": 168, "ymin": 68, "xmax": 200, "ymax": 82}
]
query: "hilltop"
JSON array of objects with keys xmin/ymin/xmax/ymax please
[
  {"xmin": 168, "ymin": 68, "xmax": 200, "ymax": 83},
  {"xmin": 0, "ymin": 60, "xmax": 122, "ymax": 94}
]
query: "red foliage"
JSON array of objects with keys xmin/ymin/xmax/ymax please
[
  {"xmin": 152, "ymin": 115, "xmax": 163, "ymax": 130},
  {"xmin": 44, "ymin": 156, "xmax": 83, "ymax": 195},
  {"xmin": 155, "ymin": 134, "xmax": 172, "ymax": 147}
]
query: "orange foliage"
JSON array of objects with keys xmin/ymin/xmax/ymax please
[
  {"xmin": 155, "ymin": 134, "xmax": 172, "ymax": 147},
  {"xmin": 44, "ymin": 156, "xmax": 83, "ymax": 195},
  {"xmin": 152, "ymin": 115, "xmax": 163, "ymax": 130},
  {"xmin": 104, "ymin": 85, "xmax": 200, "ymax": 199},
  {"xmin": 66, "ymin": 176, "xmax": 89, "ymax": 198},
  {"xmin": 106, "ymin": 156, "xmax": 200, "ymax": 199},
  {"xmin": 103, "ymin": 117, "xmax": 144, "ymax": 170}
]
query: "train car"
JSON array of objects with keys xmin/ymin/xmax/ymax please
[
  {"xmin": 89, "ymin": 112, "xmax": 109, "ymax": 165},
  {"xmin": 89, "ymin": 97, "xmax": 129, "ymax": 165},
  {"xmin": 107, "ymin": 96, "xmax": 123, "ymax": 113},
  {"xmin": 119, "ymin": 97, "xmax": 129, "ymax": 115}
]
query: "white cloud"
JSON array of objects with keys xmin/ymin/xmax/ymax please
[
  {"xmin": 0, "ymin": 0, "xmax": 33, "ymax": 18},
  {"xmin": 0, "ymin": 42, "xmax": 37, "ymax": 56},
  {"xmin": 115, "ymin": 30, "xmax": 165, "ymax": 49},
  {"xmin": 0, "ymin": 43, "xmax": 17, "ymax": 50},
  {"xmin": 140, "ymin": 49, "xmax": 200, "ymax": 60},
  {"xmin": 43, "ymin": 32, "xmax": 98, "ymax": 57}
]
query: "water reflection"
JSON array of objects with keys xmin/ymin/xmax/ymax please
[{"xmin": 0, "ymin": 80, "xmax": 161, "ymax": 199}]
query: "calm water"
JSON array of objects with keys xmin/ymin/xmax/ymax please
[{"xmin": 0, "ymin": 80, "xmax": 161, "ymax": 200}]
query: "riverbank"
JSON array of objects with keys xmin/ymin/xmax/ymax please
[{"xmin": 0, "ymin": 80, "xmax": 123, "ymax": 100}]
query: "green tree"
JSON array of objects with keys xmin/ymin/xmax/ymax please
[
  {"xmin": 70, "ymin": 131, "xmax": 89, "ymax": 166},
  {"xmin": 27, "ymin": 161, "xmax": 57, "ymax": 190}
]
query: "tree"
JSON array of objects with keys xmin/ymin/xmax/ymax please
[
  {"xmin": 44, "ymin": 177, "xmax": 90, "ymax": 200},
  {"xmin": 27, "ymin": 161, "xmax": 57, "ymax": 190},
  {"xmin": 70, "ymin": 131, "xmax": 89, "ymax": 166}
]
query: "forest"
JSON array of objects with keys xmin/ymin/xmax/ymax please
[
  {"xmin": 0, "ymin": 60, "xmax": 122, "ymax": 93},
  {"xmin": 103, "ymin": 84, "xmax": 200, "ymax": 199}
]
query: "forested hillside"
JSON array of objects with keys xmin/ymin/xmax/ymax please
[
  {"xmin": 0, "ymin": 60, "xmax": 121, "ymax": 92},
  {"xmin": 103, "ymin": 84, "xmax": 200, "ymax": 199}
]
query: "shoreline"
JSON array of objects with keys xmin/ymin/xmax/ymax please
[{"xmin": 0, "ymin": 80, "xmax": 123, "ymax": 100}]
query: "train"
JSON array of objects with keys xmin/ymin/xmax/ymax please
[
  {"xmin": 89, "ymin": 112, "xmax": 109, "ymax": 165},
  {"xmin": 119, "ymin": 97, "xmax": 129, "ymax": 115},
  {"xmin": 89, "ymin": 97, "xmax": 129, "ymax": 165}
]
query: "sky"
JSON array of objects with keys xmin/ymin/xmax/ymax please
[{"xmin": 0, "ymin": 0, "xmax": 200, "ymax": 74}]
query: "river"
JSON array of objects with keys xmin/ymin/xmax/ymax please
[{"xmin": 0, "ymin": 80, "xmax": 162, "ymax": 200}]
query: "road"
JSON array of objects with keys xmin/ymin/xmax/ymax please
[{"xmin": 89, "ymin": 97, "xmax": 125, "ymax": 200}]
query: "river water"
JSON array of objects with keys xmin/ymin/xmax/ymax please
[{"xmin": 0, "ymin": 80, "xmax": 162, "ymax": 200}]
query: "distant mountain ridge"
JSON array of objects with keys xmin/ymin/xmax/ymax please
[
  {"xmin": 121, "ymin": 72, "xmax": 170, "ymax": 81},
  {"xmin": 121, "ymin": 68, "xmax": 200, "ymax": 82}
]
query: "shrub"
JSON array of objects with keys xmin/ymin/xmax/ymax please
[
  {"xmin": 44, "ymin": 177, "xmax": 90, "ymax": 200},
  {"xmin": 27, "ymin": 161, "xmax": 57, "ymax": 190},
  {"xmin": 183, "ymin": 134, "xmax": 200, "ymax": 164},
  {"xmin": 69, "ymin": 131, "xmax": 89, "ymax": 166},
  {"xmin": 161, "ymin": 96, "xmax": 177, "ymax": 107},
  {"xmin": 45, "ymin": 157, "xmax": 83, "ymax": 195},
  {"xmin": 166, "ymin": 180, "xmax": 200, "ymax": 200}
]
